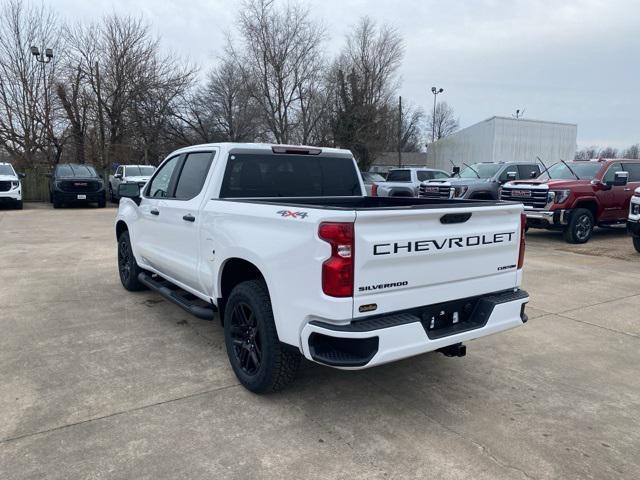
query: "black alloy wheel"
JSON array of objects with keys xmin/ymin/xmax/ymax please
[{"xmin": 229, "ymin": 302, "xmax": 262, "ymax": 376}]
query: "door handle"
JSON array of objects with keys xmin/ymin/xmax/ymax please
[
  {"xmin": 150, "ymin": 209, "xmax": 160, "ymax": 216},
  {"xmin": 625, "ymin": 188, "xmax": 632, "ymax": 191},
  {"xmin": 182, "ymin": 214, "xmax": 196, "ymax": 222}
]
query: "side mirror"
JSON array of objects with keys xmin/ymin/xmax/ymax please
[
  {"xmin": 114, "ymin": 173, "xmax": 123, "ymax": 179},
  {"xmin": 452, "ymin": 166, "xmax": 460, "ymax": 175},
  {"xmin": 606, "ymin": 171, "xmax": 629, "ymax": 187},
  {"xmin": 18, "ymin": 172, "xmax": 26, "ymax": 179},
  {"xmin": 118, "ymin": 183, "xmax": 141, "ymax": 205},
  {"xmin": 530, "ymin": 171, "xmax": 538, "ymax": 178},
  {"xmin": 506, "ymin": 171, "xmax": 517, "ymax": 181}
]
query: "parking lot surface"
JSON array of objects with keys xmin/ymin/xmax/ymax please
[{"xmin": 1, "ymin": 203, "xmax": 639, "ymax": 480}]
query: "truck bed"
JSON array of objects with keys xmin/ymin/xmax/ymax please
[{"xmin": 220, "ymin": 196, "xmax": 512, "ymax": 210}]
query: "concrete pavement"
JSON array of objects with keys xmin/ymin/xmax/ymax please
[{"xmin": 1, "ymin": 203, "xmax": 639, "ymax": 479}]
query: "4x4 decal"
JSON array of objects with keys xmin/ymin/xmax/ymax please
[{"xmin": 277, "ymin": 210, "xmax": 308, "ymax": 219}]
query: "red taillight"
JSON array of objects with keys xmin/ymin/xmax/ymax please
[
  {"xmin": 518, "ymin": 212, "xmax": 526, "ymax": 269},
  {"xmin": 319, "ymin": 222, "xmax": 354, "ymax": 297},
  {"xmin": 371, "ymin": 183, "xmax": 378, "ymax": 196}
]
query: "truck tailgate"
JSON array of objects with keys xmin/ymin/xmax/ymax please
[{"xmin": 352, "ymin": 204, "xmax": 523, "ymax": 318}]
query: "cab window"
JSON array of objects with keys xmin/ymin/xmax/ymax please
[
  {"xmin": 146, "ymin": 156, "xmax": 181, "ymax": 198},
  {"xmin": 499, "ymin": 165, "xmax": 519, "ymax": 182},
  {"xmin": 603, "ymin": 163, "xmax": 623, "ymax": 183},
  {"xmin": 174, "ymin": 152, "xmax": 215, "ymax": 199}
]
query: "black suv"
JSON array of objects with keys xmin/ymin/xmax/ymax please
[{"xmin": 49, "ymin": 163, "xmax": 106, "ymax": 208}]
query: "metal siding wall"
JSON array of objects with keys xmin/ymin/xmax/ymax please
[{"xmin": 428, "ymin": 117, "xmax": 577, "ymax": 169}]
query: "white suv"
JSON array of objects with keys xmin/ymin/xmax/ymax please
[{"xmin": 0, "ymin": 162, "xmax": 24, "ymax": 209}]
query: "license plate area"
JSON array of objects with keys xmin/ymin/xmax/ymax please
[
  {"xmin": 419, "ymin": 295, "xmax": 490, "ymax": 339},
  {"xmin": 424, "ymin": 186, "xmax": 440, "ymax": 193},
  {"xmin": 77, "ymin": 194, "xmax": 86, "ymax": 200}
]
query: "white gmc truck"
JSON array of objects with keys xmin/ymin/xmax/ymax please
[{"xmin": 115, "ymin": 143, "xmax": 529, "ymax": 393}]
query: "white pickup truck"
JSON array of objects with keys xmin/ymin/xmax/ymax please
[
  {"xmin": 115, "ymin": 143, "xmax": 529, "ymax": 393},
  {"xmin": 108, "ymin": 164, "xmax": 155, "ymax": 202}
]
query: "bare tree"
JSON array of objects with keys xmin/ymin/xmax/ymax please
[
  {"xmin": 0, "ymin": 0, "xmax": 60, "ymax": 165},
  {"xmin": 598, "ymin": 146, "xmax": 618, "ymax": 159},
  {"xmin": 331, "ymin": 17, "xmax": 404, "ymax": 169},
  {"xmin": 623, "ymin": 144, "xmax": 640, "ymax": 159},
  {"xmin": 232, "ymin": 0, "xmax": 326, "ymax": 144},
  {"xmin": 397, "ymin": 102, "xmax": 423, "ymax": 152},
  {"xmin": 574, "ymin": 146, "xmax": 599, "ymax": 160},
  {"xmin": 427, "ymin": 101, "xmax": 459, "ymax": 142}
]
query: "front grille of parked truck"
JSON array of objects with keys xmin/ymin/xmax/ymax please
[
  {"xmin": 500, "ymin": 186, "xmax": 548, "ymax": 209},
  {"xmin": 58, "ymin": 180, "xmax": 101, "ymax": 193},
  {"xmin": 419, "ymin": 184, "xmax": 451, "ymax": 199},
  {"xmin": 0, "ymin": 181, "xmax": 12, "ymax": 192}
]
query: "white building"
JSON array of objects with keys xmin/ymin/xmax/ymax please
[{"xmin": 427, "ymin": 116, "xmax": 577, "ymax": 171}]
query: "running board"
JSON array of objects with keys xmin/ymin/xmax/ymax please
[{"xmin": 138, "ymin": 272, "xmax": 216, "ymax": 321}]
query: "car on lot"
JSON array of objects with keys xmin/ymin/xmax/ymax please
[
  {"xmin": 49, "ymin": 163, "xmax": 106, "ymax": 208},
  {"xmin": 628, "ymin": 187, "xmax": 640, "ymax": 252},
  {"xmin": 501, "ymin": 159, "xmax": 640, "ymax": 243},
  {"xmin": 0, "ymin": 162, "xmax": 25, "ymax": 209},
  {"xmin": 419, "ymin": 162, "xmax": 541, "ymax": 200},
  {"xmin": 114, "ymin": 143, "xmax": 529, "ymax": 393},
  {"xmin": 360, "ymin": 171, "xmax": 386, "ymax": 196},
  {"xmin": 372, "ymin": 167, "xmax": 450, "ymax": 197},
  {"xmin": 109, "ymin": 164, "xmax": 156, "ymax": 202}
]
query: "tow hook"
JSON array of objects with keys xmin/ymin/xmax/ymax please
[{"xmin": 437, "ymin": 343, "xmax": 466, "ymax": 358}]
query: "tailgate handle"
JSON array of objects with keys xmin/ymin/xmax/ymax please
[{"xmin": 440, "ymin": 212, "xmax": 472, "ymax": 224}]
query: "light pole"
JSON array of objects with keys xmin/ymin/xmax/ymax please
[
  {"xmin": 431, "ymin": 86, "xmax": 444, "ymax": 143},
  {"xmin": 31, "ymin": 46, "xmax": 54, "ymax": 161}
]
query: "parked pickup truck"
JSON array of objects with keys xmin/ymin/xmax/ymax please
[
  {"xmin": 115, "ymin": 143, "xmax": 529, "ymax": 393},
  {"xmin": 501, "ymin": 159, "xmax": 640, "ymax": 243},
  {"xmin": 372, "ymin": 167, "xmax": 450, "ymax": 197},
  {"xmin": 420, "ymin": 162, "xmax": 541, "ymax": 200},
  {"xmin": 628, "ymin": 187, "xmax": 640, "ymax": 253},
  {"xmin": 109, "ymin": 164, "xmax": 156, "ymax": 202}
]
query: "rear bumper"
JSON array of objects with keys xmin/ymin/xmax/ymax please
[
  {"xmin": 524, "ymin": 208, "xmax": 568, "ymax": 228},
  {"xmin": 300, "ymin": 289, "xmax": 529, "ymax": 369}
]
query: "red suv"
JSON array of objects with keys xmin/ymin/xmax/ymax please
[{"xmin": 500, "ymin": 159, "xmax": 640, "ymax": 243}]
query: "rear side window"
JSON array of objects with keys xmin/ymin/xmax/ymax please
[
  {"xmin": 220, "ymin": 153, "xmax": 361, "ymax": 198},
  {"xmin": 386, "ymin": 170, "xmax": 411, "ymax": 182},
  {"xmin": 175, "ymin": 152, "xmax": 215, "ymax": 199},
  {"xmin": 623, "ymin": 163, "xmax": 640, "ymax": 182}
]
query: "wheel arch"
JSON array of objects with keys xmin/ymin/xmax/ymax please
[
  {"xmin": 573, "ymin": 199, "xmax": 599, "ymax": 220},
  {"xmin": 115, "ymin": 220, "xmax": 128, "ymax": 240},
  {"xmin": 218, "ymin": 257, "xmax": 268, "ymax": 324}
]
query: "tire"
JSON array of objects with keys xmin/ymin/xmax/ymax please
[
  {"xmin": 98, "ymin": 196, "xmax": 106, "ymax": 208},
  {"xmin": 117, "ymin": 230, "xmax": 146, "ymax": 291},
  {"xmin": 563, "ymin": 208, "xmax": 594, "ymax": 244},
  {"xmin": 109, "ymin": 184, "xmax": 115, "ymax": 202},
  {"xmin": 15, "ymin": 200, "xmax": 23, "ymax": 210},
  {"xmin": 633, "ymin": 236, "xmax": 640, "ymax": 253},
  {"xmin": 224, "ymin": 280, "xmax": 301, "ymax": 393},
  {"xmin": 52, "ymin": 193, "xmax": 61, "ymax": 209}
]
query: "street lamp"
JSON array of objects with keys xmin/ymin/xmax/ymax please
[
  {"xmin": 431, "ymin": 86, "xmax": 444, "ymax": 143},
  {"xmin": 30, "ymin": 46, "xmax": 53, "ymax": 63}
]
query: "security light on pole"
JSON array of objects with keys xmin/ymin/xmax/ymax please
[{"xmin": 431, "ymin": 87, "xmax": 444, "ymax": 143}]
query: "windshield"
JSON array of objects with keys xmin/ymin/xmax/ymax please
[
  {"xmin": 125, "ymin": 166, "xmax": 155, "ymax": 177},
  {"xmin": 459, "ymin": 163, "xmax": 501, "ymax": 179},
  {"xmin": 56, "ymin": 164, "xmax": 98, "ymax": 178},
  {"xmin": 538, "ymin": 162, "xmax": 601, "ymax": 180},
  {"xmin": 361, "ymin": 172, "xmax": 385, "ymax": 183},
  {"xmin": 385, "ymin": 170, "xmax": 412, "ymax": 182},
  {"xmin": 0, "ymin": 164, "xmax": 16, "ymax": 176}
]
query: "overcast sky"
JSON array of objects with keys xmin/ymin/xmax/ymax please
[{"xmin": 51, "ymin": 0, "xmax": 640, "ymax": 149}]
